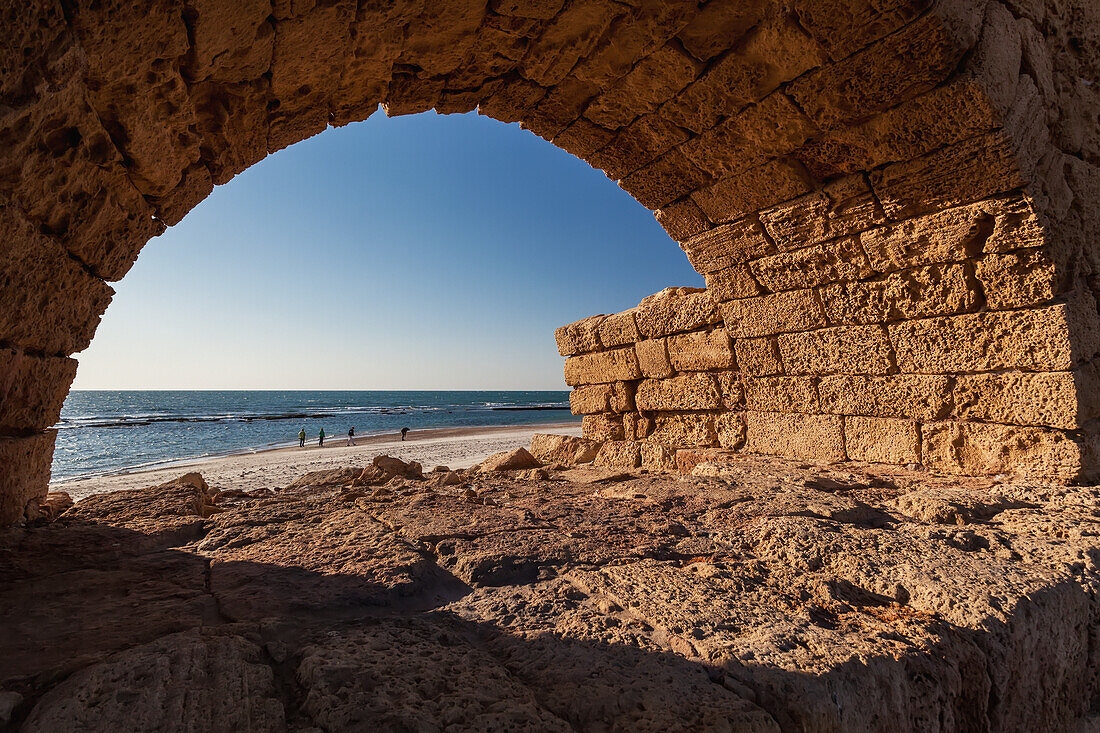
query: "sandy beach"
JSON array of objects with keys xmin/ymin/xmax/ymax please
[{"xmin": 53, "ymin": 421, "xmax": 582, "ymax": 500}]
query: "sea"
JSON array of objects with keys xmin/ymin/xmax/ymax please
[{"xmin": 51, "ymin": 390, "xmax": 577, "ymax": 482}]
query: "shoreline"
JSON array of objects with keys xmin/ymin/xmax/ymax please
[{"xmin": 52, "ymin": 420, "xmax": 583, "ymax": 501}]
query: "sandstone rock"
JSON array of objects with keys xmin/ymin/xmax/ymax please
[
  {"xmin": 563, "ymin": 347, "xmax": 641, "ymax": 386},
  {"xmin": 634, "ymin": 338, "xmax": 674, "ymax": 379},
  {"xmin": 721, "ymin": 289, "xmax": 826, "ymax": 338},
  {"xmin": 478, "ymin": 447, "xmax": 542, "ymax": 472},
  {"xmin": 818, "ymin": 374, "xmax": 952, "ymax": 421},
  {"xmin": 636, "ymin": 373, "xmax": 721, "ymax": 412},
  {"xmin": 745, "ymin": 411, "xmax": 846, "ymax": 462},
  {"xmin": 373, "ymin": 455, "xmax": 424, "ymax": 479},
  {"xmin": 744, "ymin": 376, "xmax": 819, "ymax": 413},
  {"xmin": 844, "ymin": 415, "xmax": 921, "ymax": 465},
  {"xmin": 922, "ymin": 421, "xmax": 1093, "ymax": 481},
  {"xmin": 26, "ymin": 491, "xmax": 73, "ymax": 522},
  {"xmin": 286, "ymin": 467, "xmax": 364, "ymax": 490},
  {"xmin": 639, "ymin": 441, "xmax": 677, "ymax": 471},
  {"xmin": 749, "ymin": 235, "xmax": 873, "ymax": 292},
  {"xmin": 733, "ymin": 336, "xmax": 784, "ymax": 377},
  {"xmin": 582, "ymin": 413, "xmax": 625, "ymax": 442},
  {"xmin": 634, "ymin": 287, "xmax": 722, "ymax": 339},
  {"xmin": 778, "ymin": 325, "xmax": 894, "ymax": 375},
  {"xmin": 681, "ymin": 217, "xmax": 775, "ymax": 275},
  {"xmin": 529, "ymin": 433, "xmax": 600, "ymax": 465},
  {"xmin": 667, "ymin": 328, "xmax": 735, "ymax": 371},
  {"xmin": 593, "ymin": 440, "xmax": 641, "ymax": 469}
]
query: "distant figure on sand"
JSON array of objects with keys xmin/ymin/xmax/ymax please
[
  {"xmin": 401, "ymin": 427, "xmax": 409, "ymax": 441},
  {"xmin": 298, "ymin": 428, "xmax": 306, "ymax": 448},
  {"xmin": 347, "ymin": 427, "xmax": 355, "ymax": 447},
  {"xmin": 318, "ymin": 428, "xmax": 325, "ymax": 447}
]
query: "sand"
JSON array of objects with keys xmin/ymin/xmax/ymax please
[{"xmin": 53, "ymin": 421, "xmax": 583, "ymax": 501}]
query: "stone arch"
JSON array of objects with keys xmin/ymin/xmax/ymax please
[{"xmin": 2, "ymin": 0, "xmax": 1099, "ymax": 521}]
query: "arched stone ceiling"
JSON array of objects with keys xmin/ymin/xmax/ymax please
[{"xmin": 1, "ymin": 0, "xmax": 1099, "ymax": 520}]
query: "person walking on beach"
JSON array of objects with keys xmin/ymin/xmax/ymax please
[
  {"xmin": 298, "ymin": 428, "xmax": 306, "ymax": 448},
  {"xmin": 318, "ymin": 428, "xmax": 325, "ymax": 447},
  {"xmin": 401, "ymin": 427, "xmax": 409, "ymax": 441},
  {"xmin": 347, "ymin": 427, "xmax": 355, "ymax": 447}
]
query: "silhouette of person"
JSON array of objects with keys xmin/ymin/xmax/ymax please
[
  {"xmin": 401, "ymin": 427, "xmax": 409, "ymax": 441},
  {"xmin": 298, "ymin": 428, "xmax": 306, "ymax": 448},
  {"xmin": 347, "ymin": 427, "xmax": 355, "ymax": 447},
  {"xmin": 318, "ymin": 428, "xmax": 325, "ymax": 447}
]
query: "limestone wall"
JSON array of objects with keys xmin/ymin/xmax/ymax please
[
  {"xmin": 560, "ymin": 271, "xmax": 1100, "ymax": 479},
  {"xmin": 1, "ymin": 0, "xmax": 1098, "ymax": 519}
]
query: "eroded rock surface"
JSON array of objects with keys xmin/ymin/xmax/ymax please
[{"xmin": 3, "ymin": 456, "xmax": 1100, "ymax": 731}]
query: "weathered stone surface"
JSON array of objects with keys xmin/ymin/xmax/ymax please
[
  {"xmin": 734, "ymin": 336, "xmax": 784, "ymax": 377},
  {"xmin": 778, "ymin": 325, "xmax": 894, "ymax": 375},
  {"xmin": 818, "ymin": 375, "xmax": 951, "ymax": 421},
  {"xmin": 745, "ymin": 411, "xmax": 846, "ymax": 462},
  {"xmin": 682, "ymin": 217, "xmax": 774, "ymax": 275},
  {"xmin": 952, "ymin": 371, "xmax": 1090, "ymax": 430},
  {"xmin": 0, "ymin": 432, "xmax": 54, "ymax": 524},
  {"xmin": 638, "ymin": 440, "xmax": 677, "ymax": 470},
  {"xmin": 596, "ymin": 309, "xmax": 638, "ymax": 348},
  {"xmin": 705, "ymin": 265, "xmax": 762, "ymax": 302},
  {"xmin": 587, "ymin": 113, "xmax": 689, "ymax": 180},
  {"xmin": 793, "ymin": 0, "xmax": 930, "ymax": 61},
  {"xmin": 819, "ymin": 263, "xmax": 979, "ymax": 325},
  {"xmin": 758, "ymin": 175, "xmax": 882, "ymax": 251},
  {"xmin": 478, "ymin": 447, "xmax": 543, "ymax": 472},
  {"xmin": 844, "ymin": 415, "xmax": 921, "ymax": 465},
  {"xmin": 584, "ymin": 45, "xmax": 701, "ymax": 129},
  {"xmin": 634, "ymin": 288, "xmax": 721, "ymax": 338},
  {"xmin": 750, "ymin": 236, "xmax": 873, "ymax": 292},
  {"xmin": 618, "ymin": 148, "xmax": 709, "ymax": 210},
  {"xmin": 530, "ymin": 433, "xmax": 600, "ymax": 464},
  {"xmin": 648, "ymin": 411, "xmax": 718, "ymax": 448},
  {"xmin": 636, "ymin": 373, "xmax": 720, "ymax": 412},
  {"xmin": 654, "ymin": 198, "xmax": 709, "ymax": 241},
  {"xmin": 667, "ymin": 329, "xmax": 735, "ymax": 371},
  {"xmin": 0, "ymin": 349, "xmax": 77, "ymax": 432},
  {"xmin": 634, "ymin": 338, "xmax": 673, "ymax": 379},
  {"xmin": 744, "ymin": 376, "xmax": 819, "ymax": 413},
  {"xmin": 582, "ymin": 413, "xmax": 624, "ymax": 442},
  {"xmin": 976, "ymin": 248, "xmax": 1060, "ymax": 309},
  {"xmin": 922, "ymin": 421, "xmax": 1095, "ymax": 481},
  {"xmin": 563, "ymin": 346, "xmax": 640, "ymax": 385},
  {"xmin": 715, "ymin": 411, "xmax": 746, "ymax": 449},
  {"xmin": 593, "ymin": 439, "xmax": 641, "ymax": 469},
  {"xmin": 691, "ymin": 157, "xmax": 813, "ymax": 224},
  {"xmin": 721, "ymin": 289, "xmax": 827, "ymax": 338},
  {"xmin": 890, "ymin": 297, "xmax": 1099, "ymax": 373},
  {"xmin": 555, "ymin": 314, "xmax": 604, "ymax": 356}
]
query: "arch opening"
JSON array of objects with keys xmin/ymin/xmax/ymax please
[{"xmin": 2, "ymin": 0, "xmax": 1100, "ymax": 521}]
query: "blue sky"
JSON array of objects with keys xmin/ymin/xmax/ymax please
[{"xmin": 72, "ymin": 110, "xmax": 703, "ymax": 390}]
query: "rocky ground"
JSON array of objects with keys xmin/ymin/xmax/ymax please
[{"xmin": 3, "ymin": 448, "xmax": 1100, "ymax": 732}]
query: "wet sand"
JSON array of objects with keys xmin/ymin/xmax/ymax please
[{"xmin": 53, "ymin": 421, "xmax": 582, "ymax": 500}]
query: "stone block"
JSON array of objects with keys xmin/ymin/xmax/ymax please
[
  {"xmin": 0, "ymin": 349, "xmax": 77, "ymax": 432},
  {"xmin": 778, "ymin": 326, "xmax": 894, "ymax": 375},
  {"xmin": 976, "ymin": 249, "xmax": 1059, "ymax": 310},
  {"xmin": 529, "ymin": 433, "xmax": 600, "ymax": 464},
  {"xmin": 952, "ymin": 372, "xmax": 1085, "ymax": 430},
  {"xmin": 636, "ymin": 373, "xmax": 720, "ymax": 412},
  {"xmin": 676, "ymin": 0, "xmax": 769, "ymax": 61},
  {"xmin": 745, "ymin": 411, "xmax": 846, "ymax": 462},
  {"xmin": 522, "ymin": 75, "xmax": 600, "ymax": 140},
  {"xmin": 478, "ymin": 75, "xmax": 547, "ymax": 123},
  {"xmin": 758, "ymin": 174, "xmax": 882, "ymax": 251},
  {"xmin": 648, "ymin": 411, "xmax": 718, "ymax": 448},
  {"xmin": 749, "ymin": 236, "xmax": 873, "ymax": 292},
  {"xmin": 619, "ymin": 148, "xmax": 709, "ymax": 210},
  {"xmin": 584, "ymin": 45, "xmax": 702, "ymax": 129},
  {"xmin": 721, "ymin": 290, "xmax": 827, "ymax": 338},
  {"xmin": 681, "ymin": 218, "xmax": 774, "ymax": 275},
  {"xmin": 922, "ymin": 421, "xmax": 1091, "ymax": 481},
  {"xmin": 743, "ymin": 377, "xmax": 820, "ymax": 413},
  {"xmin": 690, "ymin": 157, "xmax": 813, "ymax": 224},
  {"xmin": 716, "ymin": 412, "xmax": 746, "ymax": 449},
  {"xmin": 793, "ymin": 0, "xmax": 929, "ymax": 60},
  {"xmin": 889, "ymin": 296, "xmax": 1099, "ymax": 373},
  {"xmin": 678, "ymin": 91, "xmax": 819, "ymax": 180},
  {"xmin": 734, "ymin": 337, "xmax": 784, "ymax": 376},
  {"xmin": 655, "ymin": 199, "xmax": 709, "ymax": 241},
  {"xmin": 819, "ymin": 263, "xmax": 979, "ymax": 324},
  {"xmin": 667, "ymin": 330, "xmax": 735, "ymax": 371},
  {"xmin": 634, "ymin": 288, "xmax": 722, "ymax": 338},
  {"xmin": 844, "ymin": 416, "xmax": 921, "ymax": 465},
  {"xmin": 786, "ymin": 13, "xmax": 973, "ymax": 128},
  {"xmin": 582, "ymin": 413, "xmax": 625, "ymax": 442},
  {"xmin": 639, "ymin": 441, "xmax": 677, "ymax": 471},
  {"xmin": 593, "ymin": 440, "xmax": 642, "ymax": 469},
  {"xmin": 714, "ymin": 371, "xmax": 744, "ymax": 410},
  {"xmin": 870, "ymin": 131, "xmax": 1026, "ymax": 221},
  {"xmin": 818, "ymin": 375, "xmax": 951, "ymax": 421},
  {"xmin": 635, "ymin": 339, "xmax": 674, "ymax": 379},
  {"xmin": 569, "ymin": 384, "xmax": 613, "ymax": 415},
  {"xmin": 587, "ymin": 114, "xmax": 689, "ymax": 180},
  {"xmin": 705, "ymin": 265, "xmax": 762, "ymax": 302},
  {"xmin": 0, "ymin": 431, "xmax": 55, "ymax": 524},
  {"xmin": 859, "ymin": 194, "xmax": 1045, "ymax": 274},
  {"xmin": 564, "ymin": 347, "xmax": 641, "ymax": 386},
  {"xmin": 794, "ymin": 78, "xmax": 997, "ymax": 180},
  {"xmin": 519, "ymin": 0, "xmax": 624, "ymax": 86},
  {"xmin": 552, "ymin": 118, "xmax": 616, "ymax": 160},
  {"xmin": 0, "ymin": 206, "xmax": 114, "ymax": 355},
  {"xmin": 661, "ymin": 16, "xmax": 827, "ymax": 133},
  {"xmin": 555, "ymin": 315, "xmax": 605, "ymax": 356},
  {"xmin": 597, "ymin": 310, "xmax": 639, "ymax": 348}
]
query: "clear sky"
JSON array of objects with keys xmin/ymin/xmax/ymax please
[{"xmin": 72, "ymin": 110, "xmax": 703, "ymax": 390}]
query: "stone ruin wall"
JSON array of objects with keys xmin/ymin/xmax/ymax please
[{"xmin": 1, "ymin": 0, "xmax": 1099, "ymax": 521}]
